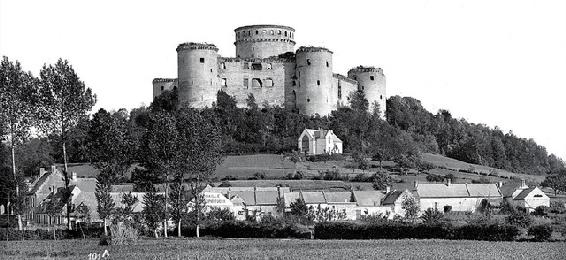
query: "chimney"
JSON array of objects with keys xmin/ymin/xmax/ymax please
[
  {"xmin": 520, "ymin": 179, "xmax": 528, "ymax": 189},
  {"xmin": 498, "ymin": 181, "xmax": 503, "ymax": 188},
  {"xmin": 51, "ymin": 165, "xmax": 56, "ymax": 173},
  {"xmin": 386, "ymin": 186, "xmax": 391, "ymax": 193},
  {"xmin": 72, "ymin": 172, "xmax": 77, "ymax": 182},
  {"xmin": 447, "ymin": 178, "xmax": 451, "ymax": 186}
]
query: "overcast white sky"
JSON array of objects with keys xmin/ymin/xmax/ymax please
[{"xmin": 1, "ymin": 0, "xmax": 565, "ymax": 160}]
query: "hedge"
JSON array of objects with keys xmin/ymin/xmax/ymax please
[
  {"xmin": 182, "ymin": 221, "xmax": 311, "ymax": 239},
  {"xmin": 0, "ymin": 227, "xmax": 104, "ymax": 241},
  {"xmin": 314, "ymin": 222, "xmax": 519, "ymax": 241}
]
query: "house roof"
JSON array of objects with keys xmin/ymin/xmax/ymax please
[
  {"xmin": 353, "ymin": 191, "xmax": 385, "ymax": 207},
  {"xmin": 230, "ymin": 191, "xmax": 255, "ymax": 206},
  {"xmin": 499, "ymin": 182, "xmax": 522, "ymax": 198},
  {"xmin": 323, "ymin": 191, "xmax": 352, "ymax": 203},
  {"xmin": 350, "ymin": 191, "xmax": 382, "ymax": 207},
  {"xmin": 301, "ymin": 191, "xmax": 326, "ymax": 204},
  {"xmin": 283, "ymin": 192, "xmax": 301, "ymax": 207},
  {"xmin": 513, "ymin": 187, "xmax": 537, "ymax": 200},
  {"xmin": 467, "ymin": 184, "xmax": 501, "ymax": 197},
  {"xmin": 111, "ymin": 184, "xmax": 134, "ymax": 192},
  {"xmin": 254, "ymin": 191, "xmax": 279, "ymax": 205},
  {"xmin": 416, "ymin": 184, "xmax": 469, "ymax": 198},
  {"xmin": 302, "ymin": 129, "xmax": 343, "ymax": 143},
  {"xmin": 382, "ymin": 191, "xmax": 405, "ymax": 205}
]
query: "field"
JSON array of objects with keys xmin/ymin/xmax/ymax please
[{"xmin": 1, "ymin": 238, "xmax": 565, "ymax": 259}]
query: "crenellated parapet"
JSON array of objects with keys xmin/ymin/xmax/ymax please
[
  {"xmin": 176, "ymin": 42, "xmax": 219, "ymax": 52},
  {"xmin": 348, "ymin": 66, "xmax": 384, "ymax": 75},
  {"xmin": 152, "ymin": 78, "xmax": 177, "ymax": 83},
  {"xmin": 296, "ymin": 46, "xmax": 333, "ymax": 54}
]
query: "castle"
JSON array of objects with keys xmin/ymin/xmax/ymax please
[{"xmin": 152, "ymin": 25, "xmax": 386, "ymax": 116}]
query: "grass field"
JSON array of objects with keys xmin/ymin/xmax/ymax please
[{"xmin": 1, "ymin": 238, "xmax": 564, "ymax": 259}]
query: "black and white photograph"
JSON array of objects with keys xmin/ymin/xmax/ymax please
[{"xmin": 1, "ymin": 0, "xmax": 565, "ymax": 259}]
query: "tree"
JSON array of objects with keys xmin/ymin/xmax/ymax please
[
  {"xmin": 169, "ymin": 179, "xmax": 188, "ymax": 237},
  {"xmin": 0, "ymin": 57, "xmax": 38, "ymax": 230},
  {"xmin": 142, "ymin": 191, "xmax": 166, "ymax": 238},
  {"xmin": 75, "ymin": 204, "xmax": 91, "ymax": 239},
  {"xmin": 87, "ymin": 109, "xmax": 132, "ymax": 183},
  {"xmin": 401, "ymin": 195, "xmax": 420, "ymax": 223},
  {"xmin": 290, "ymin": 198, "xmax": 308, "ymax": 219},
  {"xmin": 38, "ymin": 59, "xmax": 96, "ymax": 229},
  {"xmin": 95, "ymin": 179, "xmax": 115, "ymax": 236},
  {"xmin": 176, "ymin": 108, "xmax": 223, "ymax": 237},
  {"xmin": 541, "ymin": 170, "xmax": 566, "ymax": 196},
  {"xmin": 116, "ymin": 192, "xmax": 138, "ymax": 223},
  {"xmin": 420, "ymin": 208, "xmax": 444, "ymax": 224},
  {"xmin": 372, "ymin": 171, "xmax": 393, "ymax": 190}
]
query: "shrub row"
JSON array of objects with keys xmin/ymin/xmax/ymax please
[
  {"xmin": 0, "ymin": 228, "xmax": 104, "ymax": 241},
  {"xmin": 182, "ymin": 221, "xmax": 311, "ymax": 239},
  {"xmin": 314, "ymin": 222, "xmax": 520, "ymax": 241}
]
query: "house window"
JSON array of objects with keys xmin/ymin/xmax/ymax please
[
  {"xmin": 292, "ymin": 80, "xmax": 296, "ymax": 86},
  {"xmin": 326, "ymin": 61, "xmax": 329, "ymax": 67},
  {"xmin": 307, "ymin": 98, "xmax": 310, "ymax": 102},
  {"xmin": 243, "ymin": 78, "xmax": 249, "ymax": 88},
  {"xmin": 266, "ymin": 63, "xmax": 272, "ymax": 70},
  {"xmin": 262, "ymin": 30, "xmax": 266, "ymax": 34},
  {"xmin": 244, "ymin": 63, "xmax": 250, "ymax": 69},
  {"xmin": 370, "ymin": 75, "xmax": 375, "ymax": 80},
  {"xmin": 200, "ymin": 58, "xmax": 205, "ymax": 63},
  {"xmin": 221, "ymin": 62, "xmax": 226, "ymax": 69},
  {"xmin": 221, "ymin": 78, "xmax": 227, "ymax": 87},
  {"xmin": 317, "ymin": 80, "xmax": 320, "ymax": 86},
  {"xmin": 361, "ymin": 86, "xmax": 364, "ymax": 90},
  {"xmin": 534, "ymin": 194, "xmax": 543, "ymax": 197},
  {"xmin": 307, "ymin": 59, "xmax": 311, "ymax": 65},
  {"xmin": 256, "ymin": 30, "xmax": 258, "ymax": 35},
  {"xmin": 270, "ymin": 30, "xmax": 274, "ymax": 35},
  {"xmin": 160, "ymin": 86, "xmax": 164, "ymax": 91},
  {"xmin": 278, "ymin": 30, "xmax": 282, "ymax": 35},
  {"xmin": 284, "ymin": 31, "xmax": 287, "ymax": 36},
  {"xmin": 265, "ymin": 78, "xmax": 274, "ymax": 87},
  {"xmin": 338, "ymin": 84, "xmax": 342, "ymax": 99},
  {"xmin": 251, "ymin": 63, "xmax": 262, "ymax": 70},
  {"xmin": 252, "ymin": 78, "xmax": 262, "ymax": 88},
  {"xmin": 380, "ymin": 95, "xmax": 383, "ymax": 100}
]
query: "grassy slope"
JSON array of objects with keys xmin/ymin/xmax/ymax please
[{"xmin": 1, "ymin": 238, "xmax": 564, "ymax": 259}]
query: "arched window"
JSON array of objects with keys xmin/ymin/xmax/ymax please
[{"xmin": 301, "ymin": 135, "xmax": 310, "ymax": 153}]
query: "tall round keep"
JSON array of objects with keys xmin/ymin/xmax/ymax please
[
  {"xmin": 177, "ymin": 42, "xmax": 219, "ymax": 108},
  {"xmin": 296, "ymin": 46, "xmax": 334, "ymax": 116},
  {"xmin": 347, "ymin": 66, "xmax": 386, "ymax": 117},
  {"xmin": 234, "ymin": 25, "xmax": 296, "ymax": 58}
]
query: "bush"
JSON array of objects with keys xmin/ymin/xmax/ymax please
[
  {"xmin": 528, "ymin": 224, "xmax": 552, "ymax": 241},
  {"xmin": 313, "ymin": 222, "xmax": 519, "ymax": 241},
  {"xmin": 99, "ymin": 234, "xmax": 110, "ymax": 246},
  {"xmin": 532, "ymin": 206, "xmax": 549, "ymax": 216},
  {"xmin": 506, "ymin": 210, "xmax": 533, "ymax": 228},
  {"xmin": 181, "ymin": 221, "xmax": 311, "ymax": 239},
  {"xmin": 550, "ymin": 201, "xmax": 566, "ymax": 214},
  {"xmin": 426, "ymin": 174, "xmax": 444, "ymax": 182},
  {"xmin": 109, "ymin": 222, "xmax": 138, "ymax": 245},
  {"xmin": 0, "ymin": 227, "xmax": 104, "ymax": 241},
  {"xmin": 306, "ymin": 153, "xmax": 344, "ymax": 162}
]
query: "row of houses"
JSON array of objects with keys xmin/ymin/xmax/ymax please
[{"xmin": 16, "ymin": 166, "xmax": 551, "ymax": 227}]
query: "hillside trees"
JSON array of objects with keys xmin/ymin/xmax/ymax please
[{"xmin": 0, "ymin": 57, "xmax": 39, "ymax": 230}]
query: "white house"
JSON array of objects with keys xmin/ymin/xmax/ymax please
[
  {"xmin": 415, "ymin": 180, "xmax": 502, "ymax": 213},
  {"xmin": 500, "ymin": 180, "xmax": 550, "ymax": 212},
  {"xmin": 298, "ymin": 129, "xmax": 343, "ymax": 155}
]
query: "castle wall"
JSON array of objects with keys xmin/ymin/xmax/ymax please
[
  {"xmin": 219, "ymin": 57, "xmax": 294, "ymax": 108},
  {"xmin": 235, "ymin": 25, "xmax": 295, "ymax": 59},
  {"xmin": 296, "ymin": 47, "xmax": 334, "ymax": 116},
  {"xmin": 332, "ymin": 74, "xmax": 358, "ymax": 109},
  {"xmin": 152, "ymin": 78, "xmax": 178, "ymax": 98},
  {"xmin": 177, "ymin": 43, "xmax": 220, "ymax": 108}
]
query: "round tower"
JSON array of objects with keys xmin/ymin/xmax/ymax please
[
  {"xmin": 234, "ymin": 25, "xmax": 295, "ymax": 58},
  {"xmin": 347, "ymin": 66, "xmax": 386, "ymax": 117},
  {"xmin": 177, "ymin": 42, "xmax": 219, "ymax": 108},
  {"xmin": 296, "ymin": 46, "xmax": 334, "ymax": 116}
]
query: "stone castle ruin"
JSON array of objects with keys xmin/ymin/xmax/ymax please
[{"xmin": 152, "ymin": 25, "xmax": 386, "ymax": 116}]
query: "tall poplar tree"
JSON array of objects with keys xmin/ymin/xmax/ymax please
[
  {"xmin": 0, "ymin": 56, "xmax": 38, "ymax": 230},
  {"xmin": 38, "ymin": 59, "xmax": 96, "ymax": 229}
]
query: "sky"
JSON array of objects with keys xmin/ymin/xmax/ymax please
[{"xmin": 1, "ymin": 0, "xmax": 565, "ymax": 160}]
